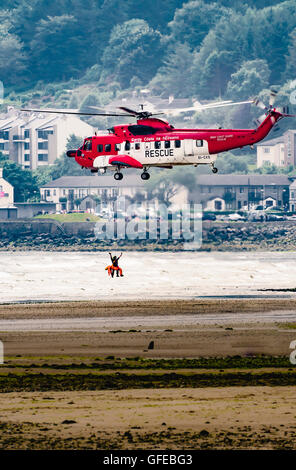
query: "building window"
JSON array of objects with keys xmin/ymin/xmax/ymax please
[
  {"xmin": 24, "ymin": 142, "xmax": 30, "ymax": 150},
  {"xmin": 53, "ymin": 190, "xmax": 56, "ymax": 196},
  {"xmin": 38, "ymin": 154, "xmax": 48, "ymax": 161},
  {"xmin": 263, "ymin": 147, "xmax": 270, "ymax": 153},
  {"xmin": 196, "ymin": 140, "xmax": 203, "ymax": 147},
  {"xmin": 24, "ymin": 154, "xmax": 30, "ymax": 161},
  {"xmin": 97, "ymin": 144, "xmax": 103, "ymax": 152},
  {"xmin": 0, "ymin": 131, "xmax": 9, "ymax": 140},
  {"xmin": 165, "ymin": 141, "xmax": 170, "ymax": 149},
  {"xmin": 240, "ymin": 187, "xmax": 244, "ymax": 193},
  {"xmin": 38, "ymin": 130, "xmax": 53, "ymax": 139},
  {"xmin": 38, "ymin": 142, "xmax": 48, "ymax": 150},
  {"xmin": 24, "ymin": 130, "xmax": 30, "ymax": 139},
  {"xmin": 175, "ymin": 140, "xmax": 181, "ymax": 148}
]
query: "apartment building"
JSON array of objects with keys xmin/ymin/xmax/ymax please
[
  {"xmin": 0, "ymin": 107, "xmax": 94, "ymax": 170},
  {"xmin": 257, "ymin": 130, "xmax": 296, "ymax": 168}
]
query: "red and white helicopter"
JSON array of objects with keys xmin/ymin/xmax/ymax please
[{"xmin": 23, "ymin": 91, "xmax": 295, "ymax": 180}]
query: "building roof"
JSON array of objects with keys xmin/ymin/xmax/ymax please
[
  {"xmin": 41, "ymin": 175, "xmax": 145, "ymax": 189},
  {"xmin": 196, "ymin": 174, "xmax": 292, "ymax": 186},
  {"xmin": 256, "ymin": 136, "xmax": 284, "ymax": 146},
  {"xmin": 257, "ymin": 129, "xmax": 296, "ymax": 146}
]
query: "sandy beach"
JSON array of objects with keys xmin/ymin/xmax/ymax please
[
  {"xmin": 1, "ymin": 387, "xmax": 296, "ymax": 449},
  {"xmin": 0, "ymin": 251, "xmax": 296, "ymax": 449}
]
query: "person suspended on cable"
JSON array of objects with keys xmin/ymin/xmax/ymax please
[{"xmin": 105, "ymin": 252, "xmax": 124, "ymax": 277}]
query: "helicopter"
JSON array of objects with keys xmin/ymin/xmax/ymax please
[{"xmin": 22, "ymin": 91, "xmax": 295, "ymax": 181}]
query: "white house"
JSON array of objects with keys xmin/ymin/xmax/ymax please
[{"xmin": 0, "ymin": 168, "xmax": 14, "ymax": 208}]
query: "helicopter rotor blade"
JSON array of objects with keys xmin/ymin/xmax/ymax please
[
  {"xmin": 118, "ymin": 106, "xmax": 140, "ymax": 116},
  {"xmin": 253, "ymin": 99, "xmax": 267, "ymax": 110},
  {"xmin": 21, "ymin": 108, "xmax": 135, "ymax": 117},
  {"xmin": 269, "ymin": 89, "xmax": 278, "ymax": 107},
  {"xmin": 161, "ymin": 100, "xmax": 253, "ymax": 116}
]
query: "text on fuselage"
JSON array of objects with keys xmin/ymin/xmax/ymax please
[{"xmin": 145, "ymin": 149, "xmax": 174, "ymax": 158}]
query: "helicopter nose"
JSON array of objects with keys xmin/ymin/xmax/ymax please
[{"xmin": 67, "ymin": 150, "xmax": 76, "ymax": 157}]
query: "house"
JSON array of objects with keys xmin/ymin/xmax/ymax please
[
  {"xmin": 256, "ymin": 130, "xmax": 296, "ymax": 168},
  {"xmin": 40, "ymin": 174, "xmax": 147, "ymax": 212},
  {"xmin": 0, "ymin": 107, "xmax": 94, "ymax": 170},
  {"xmin": 288, "ymin": 180, "xmax": 296, "ymax": 211},
  {"xmin": 0, "ymin": 167, "xmax": 17, "ymax": 219},
  {"xmin": 40, "ymin": 173, "xmax": 188, "ymax": 212},
  {"xmin": 192, "ymin": 174, "xmax": 291, "ymax": 211}
]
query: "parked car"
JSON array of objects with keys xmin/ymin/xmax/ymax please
[{"xmin": 202, "ymin": 213, "xmax": 216, "ymax": 221}]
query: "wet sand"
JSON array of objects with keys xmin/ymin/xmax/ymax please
[
  {"xmin": 1, "ymin": 387, "xmax": 296, "ymax": 449},
  {"xmin": 1, "ymin": 298, "xmax": 296, "ymax": 449},
  {"xmin": 0, "ymin": 299, "xmax": 296, "ymax": 357},
  {"xmin": 0, "ymin": 299, "xmax": 295, "ymax": 359}
]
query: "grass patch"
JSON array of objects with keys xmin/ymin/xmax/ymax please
[
  {"xmin": 277, "ymin": 323, "xmax": 296, "ymax": 329},
  {"xmin": 34, "ymin": 213, "xmax": 100, "ymax": 223}
]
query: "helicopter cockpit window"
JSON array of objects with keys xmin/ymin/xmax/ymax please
[
  {"xmin": 105, "ymin": 144, "xmax": 111, "ymax": 152},
  {"xmin": 174, "ymin": 140, "xmax": 181, "ymax": 148},
  {"xmin": 83, "ymin": 139, "xmax": 92, "ymax": 151},
  {"xmin": 165, "ymin": 141, "xmax": 170, "ymax": 149},
  {"xmin": 97, "ymin": 144, "xmax": 103, "ymax": 152},
  {"xmin": 125, "ymin": 141, "xmax": 131, "ymax": 151},
  {"xmin": 155, "ymin": 141, "xmax": 161, "ymax": 149},
  {"xmin": 196, "ymin": 140, "xmax": 203, "ymax": 147},
  {"xmin": 128, "ymin": 125, "xmax": 157, "ymax": 136},
  {"xmin": 135, "ymin": 143, "xmax": 140, "ymax": 150},
  {"xmin": 115, "ymin": 143, "xmax": 121, "ymax": 151}
]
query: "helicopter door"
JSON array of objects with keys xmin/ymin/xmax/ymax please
[{"xmin": 184, "ymin": 139, "xmax": 194, "ymax": 156}]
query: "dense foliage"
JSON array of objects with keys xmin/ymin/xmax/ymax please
[{"xmin": 0, "ymin": 0, "xmax": 295, "ymax": 97}]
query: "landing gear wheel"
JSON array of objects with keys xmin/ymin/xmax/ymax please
[
  {"xmin": 141, "ymin": 172, "xmax": 150, "ymax": 180},
  {"xmin": 212, "ymin": 167, "xmax": 218, "ymax": 174},
  {"xmin": 114, "ymin": 172, "xmax": 123, "ymax": 180}
]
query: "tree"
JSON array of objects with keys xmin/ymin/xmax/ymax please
[
  {"xmin": 217, "ymin": 153, "xmax": 248, "ymax": 174},
  {"xmin": 2, "ymin": 161, "xmax": 39, "ymax": 202},
  {"xmin": 50, "ymin": 134, "xmax": 86, "ymax": 179},
  {"xmin": 283, "ymin": 28, "xmax": 296, "ymax": 81},
  {"xmin": 101, "ymin": 19, "xmax": 165, "ymax": 88},
  {"xmin": 149, "ymin": 43, "xmax": 195, "ymax": 97},
  {"xmin": 29, "ymin": 15, "xmax": 84, "ymax": 82},
  {"xmin": 0, "ymin": 10, "xmax": 27, "ymax": 86},
  {"xmin": 79, "ymin": 94, "xmax": 100, "ymax": 113},
  {"xmin": 226, "ymin": 60, "xmax": 270, "ymax": 100},
  {"xmin": 168, "ymin": 0, "xmax": 229, "ymax": 49},
  {"xmin": 145, "ymin": 172, "xmax": 180, "ymax": 205}
]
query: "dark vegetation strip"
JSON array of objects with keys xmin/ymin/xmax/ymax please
[
  {"xmin": 1, "ymin": 371, "xmax": 296, "ymax": 392},
  {"xmin": 4, "ymin": 356, "xmax": 294, "ymax": 370}
]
